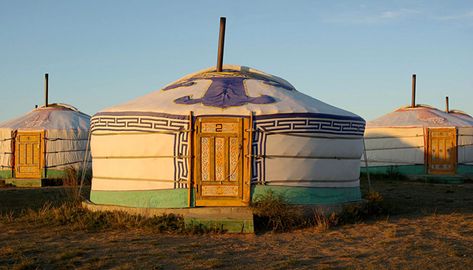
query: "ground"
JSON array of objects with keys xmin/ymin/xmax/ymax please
[{"xmin": 0, "ymin": 179, "xmax": 472, "ymax": 270}]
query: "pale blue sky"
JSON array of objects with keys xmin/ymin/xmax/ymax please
[{"xmin": 1, "ymin": 0, "xmax": 472, "ymax": 121}]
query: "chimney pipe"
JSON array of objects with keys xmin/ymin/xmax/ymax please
[
  {"xmin": 446, "ymin": 96, "xmax": 449, "ymax": 113},
  {"xmin": 45, "ymin": 73, "xmax": 49, "ymax": 107},
  {"xmin": 411, "ymin": 74, "xmax": 416, "ymax": 108},
  {"xmin": 216, "ymin": 17, "xmax": 226, "ymax": 72}
]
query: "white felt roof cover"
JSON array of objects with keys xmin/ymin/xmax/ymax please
[
  {"xmin": 98, "ymin": 65, "xmax": 363, "ymax": 119},
  {"xmin": 0, "ymin": 104, "xmax": 90, "ymax": 131},
  {"xmin": 368, "ymin": 105, "xmax": 473, "ymax": 128},
  {"xmin": 449, "ymin": 110, "xmax": 473, "ymax": 126}
]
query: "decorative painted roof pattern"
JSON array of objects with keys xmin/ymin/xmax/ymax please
[{"xmin": 99, "ymin": 65, "xmax": 364, "ymax": 120}]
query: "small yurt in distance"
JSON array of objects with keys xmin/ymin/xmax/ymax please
[
  {"xmin": 362, "ymin": 75, "xmax": 473, "ymax": 179},
  {"xmin": 0, "ymin": 74, "xmax": 91, "ymax": 186}
]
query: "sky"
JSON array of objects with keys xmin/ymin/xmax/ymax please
[{"xmin": 1, "ymin": 0, "xmax": 472, "ymax": 122}]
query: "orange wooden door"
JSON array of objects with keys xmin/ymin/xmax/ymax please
[
  {"xmin": 15, "ymin": 131, "xmax": 44, "ymax": 179},
  {"xmin": 194, "ymin": 117, "xmax": 250, "ymax": 206},
  {"xmin": 427, "ymin": 128, "xmax": 457, "ymax": 175}
]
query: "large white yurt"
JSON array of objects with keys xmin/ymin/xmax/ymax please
[
  {"xmin": 89, "ymin": 64, "xmax": 366, "ymax": 209},
  {"xmin": 362, "ymin": 76, "xmax": 473, "ymax": 178},
  {"xmin": 0, "ymin": 75, "xmax": 91, "ymax": 186}
]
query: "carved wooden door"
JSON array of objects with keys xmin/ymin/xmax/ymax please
[
  {"xmin": 428, "ymin": 128, "xmax": 457, "ymax": 175},
  {"xmin": 15, "ymin": 131, "xmax": 44, "ymax": 178},
  {"xmin": 194, "ymin": 117, "xmax": 250, "ymax": 206}
]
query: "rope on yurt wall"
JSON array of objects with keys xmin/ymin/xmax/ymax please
[
  {"xmin": 459, "ymin": 143, "xmax": 473, "ymax": 147},
  {"xmin": 46, "ymin": 149, "xmax": 88, "ymax": 154},
  {"xmin": 44, "ymin": 160, "xmax": 90, "ymax": 168},
  {"xmin": 362, "ymin": 138, "xmax": 371, "ymax": 192},
  {"xmin": 45, "ymin": 137, "xmax": 89, "ymax": 141},
  {"xmin": 78, "ymin": 130, "xmax": 92, "ymax": 199}
]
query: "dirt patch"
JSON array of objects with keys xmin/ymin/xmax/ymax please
[{"xmin": 0, "ymin": 179, "xmax": 472, "ymax": 269}]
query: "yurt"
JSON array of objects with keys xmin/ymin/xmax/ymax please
[
  {"xmin": 89, "ymin": 19, "xmax": 366, "ymax": 210},
  {"xmin": 0, "ymin": 74, "xmax": 91, "ymax": 186},
  {"xmin": 362, "ymin": 75, "xmax": 473, "ymax": 179},
  {"xmin": 445, "ymin": 98, "xmax": 473, "ymax": 176}
]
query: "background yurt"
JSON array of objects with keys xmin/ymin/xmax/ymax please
[
  {"xmin": 362, "ymin": 75, "xmax": 473, "ymax": 181},
  {"xmin": 0, "ymin": 74, "xmax": 91, "ymax": 187},
  {"xmin": 88, "ymin": 18, "xmax": 366, "ymax": 212},
  {"xmin": 444, "ymin": 97, "xmax": 473, "ymax": 176}
]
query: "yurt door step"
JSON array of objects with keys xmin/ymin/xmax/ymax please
[
  {"xmin": 194, "ymin": 117, "xmax": 251, "ymax": 207},
  {"xmin": 427, "ymin": 128, "xmax": 457, "ymax": 175},
  {"xmin": 14, "ymin": 131, "xmax": 44, "ymax": 179}
]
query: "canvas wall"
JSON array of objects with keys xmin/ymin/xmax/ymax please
[
  {"xmin": 45, "ymin": 129, "xmax": 91, "ymax": 172},
  {"xmin": 91, "ymin": 132, "xmax": 184, "ymax": 191},
  {"xmin": 458, "ymin": 127, "xmax": 473, "ymax": 165},
  {"xmin": 362, "ymin": 127, "xmax": 425, "ymax": 167},
  {"xmin": 262, "ymin": 133, "xmax": 362, "ymax": 187},
  {"xmin": 0, "ymin": 129, "xmax": 13, "ymax": 176}
]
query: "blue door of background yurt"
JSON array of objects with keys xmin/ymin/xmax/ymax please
[{"xmin": 194, "ymin": 117, "xmax": 251, "ymax": 206}]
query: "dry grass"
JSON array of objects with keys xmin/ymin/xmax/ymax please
[{"xmin": 0, "ymin": 179, "xmax": 473, "ymax": 269}]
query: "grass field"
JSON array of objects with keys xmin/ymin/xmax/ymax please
[{"xmin": 0, "ymin": 179, "xmax": 472, "ymax": 269}]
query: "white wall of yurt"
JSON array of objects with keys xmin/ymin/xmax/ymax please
[
  {"xmin": 455, "ymin": 112, "xmax": 473, "ymax": 175},
  {"xmin": 362, "ymin": 126, "xmax": 426, "ymax": 175},
  {"xmin": 0, "ymin": 129, "xmax": 14, "ymax": 179}
]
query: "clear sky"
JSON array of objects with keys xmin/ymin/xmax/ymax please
[{"xmin": 1, "ymin": 0, "xmax": 472, "ymax": 122}]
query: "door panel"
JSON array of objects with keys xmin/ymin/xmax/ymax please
[
  {"xmin": 194, "ymin": 117, "xmax": 250, "ymax": 206},
  {"xmin": 15, "ymin": 131, "xmax": 44, "ymax": 178},
  {"xmin": 428, "ymin": 128, "xmax": 456, "ymax": 175}
]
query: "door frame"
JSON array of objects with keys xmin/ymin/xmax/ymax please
[
  {"xmin": 192, "ymin": 116, "xmax": 251, "ymax": 207},
  {"xmin": 14, "ymin": 130, "xmax": 45, "ymax": 179},
  {"xmin": 426, "ymin": 127, "xmax": 457, "ymax": 175}
]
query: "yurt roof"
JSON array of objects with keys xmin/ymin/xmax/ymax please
[
  {"xmin": 367, "ymin": 105, "xmax": 473, "ymax": 128},
  {"xmin": 448, "ymin": 109, "xmax": 473, "ymax": 125},
  {"xmin": 0, "ymin": 103, "xmax": 90, "ymax": 130},
  {"xmin": 97, "ymin": 65, "xmax": 363, "ymax": 120}
]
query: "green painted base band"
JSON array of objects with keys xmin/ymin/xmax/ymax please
[
  {"xmin": 90, "ymin": 185, "xmax": 361, "ymax": 209},
  {"xmin": 361, "ymin": 165, "xmax": 425, "ymax": 175},
  {"xmin": 90, "ymin": 189, "xmax": 189, "ymax": 208},
  {"xmin": 44, "ymin": 169, "xmax": 66, "ymax": 179},
  {"xmin": 0, "ymin": 170, "xmax": 12, "ymax": 179},
  {"xmin": 251, "ymin": 185, "xmax": 361, "ymax": 205},
  {"xmin": 457, "ymin": 164, "xmax": 473, "ymax": 175},
  {"xmin": 1, "ymin": 169, "xmax": 66, "ymax": 180}
]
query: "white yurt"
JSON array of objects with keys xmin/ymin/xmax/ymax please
[
  {"xmin": 362, "ymin": 77, "xmax": 473, "ymax": 178},
  {"xmin": 447, "ymin": 107, "xmax": 473, "ymax": 176},
  {"xmin": 89, "ymin": 65, "xmax": 366, "ymax": 209},
  {"xmin": 0, "ymin": 75, "xmax": 91, "ymax": 186}
]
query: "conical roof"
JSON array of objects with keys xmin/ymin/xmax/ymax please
[
  {"xmin": 98, "ymin": 65, "xmax": 363, "ymax": 121},
  {"xmin": 448, "ymin": 110, "xmax": 473, "ymax": 126},
  {"xmin": 368, "ymin": 105, "xmax": 472, "ymax": 128},
  {"xmin": 0, "ymin": 103, "xmax": 90, "ymax": 130}
]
